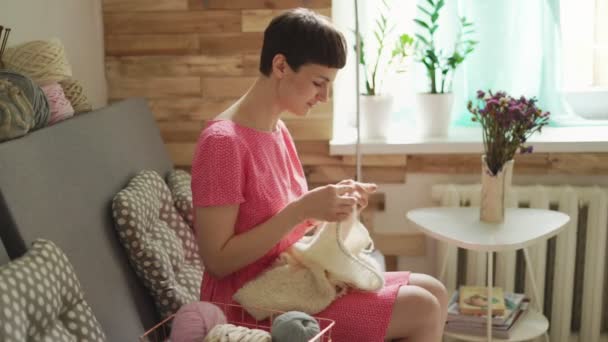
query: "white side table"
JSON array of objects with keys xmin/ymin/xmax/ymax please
[{"xmin": 407, "ymin": 207, "xmax": 570, "ymax": 342}]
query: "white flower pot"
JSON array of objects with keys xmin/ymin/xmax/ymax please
[
  {"xmin": 359, "ymin": 94, "xmax": 393, "ymax": 140},
  {"xmin": 415, "ymin": 93, "xmax": 455, "ymax": 138}
]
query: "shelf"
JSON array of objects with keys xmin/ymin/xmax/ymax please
[{"xmin": 444, "ymin": 310, "xmax": 548, "ymax": 342}]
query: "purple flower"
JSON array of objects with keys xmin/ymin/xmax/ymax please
[
  {"xmin": 520, "ymin": 146, "xmax": 534, "ymax": 154},
  {"xmin": 476, "ymin": 90, "xmax": 485, "ymax": 99}
]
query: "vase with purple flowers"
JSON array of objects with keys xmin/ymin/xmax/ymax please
[{"xmin": 468, "ymin": 90, "xmax": 550, "ymax": 223}]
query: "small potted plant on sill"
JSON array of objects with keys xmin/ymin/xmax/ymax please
[
  {"xmin": 355, "ymin": 0, "xmax": 414, "ymax": 140},
  {"xmin": 414, "ymin": 0, "xmax": 477, "ymax": 138}
]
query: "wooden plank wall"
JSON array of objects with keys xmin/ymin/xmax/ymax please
[{"xmin": 102, "ymin": 0, "xmax": 608, "ymax": 270}]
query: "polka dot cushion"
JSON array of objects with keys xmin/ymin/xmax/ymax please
[
  {"xmin": 167, "ymin": 169, "xmax": 194, "ymax": 229},
  {"xmin": 112, "ymin": 170, "xmax": 203, "ymax": 319},
  {"xmin": 0, "ymin": 239, "xmax": 106, "ymax": 341}
]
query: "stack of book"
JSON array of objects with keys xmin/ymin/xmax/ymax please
[{"xmin": 445, "ymin": 286, "xmax": 529, "ymax": 339}]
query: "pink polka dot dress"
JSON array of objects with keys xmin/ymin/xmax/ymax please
[{"xmin": 191, "ymin": 119, "xmax": 410, "ymax": 342}]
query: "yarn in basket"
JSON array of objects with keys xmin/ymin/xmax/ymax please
[
  {"xmin": 271, "ymin": 311, "xmax": 321, "ymax": 342},
  {"xmin": 169, "ymin": 302, "xmax": 227, "ymax": 342}
]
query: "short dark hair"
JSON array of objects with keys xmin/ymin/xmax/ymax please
[{"xmin": 259, "ymin": 8, "xmax": 347, "ymax": 76}]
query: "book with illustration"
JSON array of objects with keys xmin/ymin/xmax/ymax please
[
  {"xmin": 458, "ymin": 286, "xmax": 506, "ymax": 316},
  {"xmin": 448, "ymin": 290, "xmax": 527, "ymax": 326}
]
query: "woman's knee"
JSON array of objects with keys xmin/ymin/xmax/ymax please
[
  {"xmin": 388, "ymin": 285, "xmax": 443, "ymax": 337},
  {"xmin": 409, "ymin": 273, "xmax": 449, "ymax": 308}
]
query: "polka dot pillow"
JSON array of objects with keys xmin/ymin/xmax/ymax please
[
  {"xmin": 0, "ymin": 239, "xmax": 106, "ymax": 341},
  {"xmin": 112, "ymin": 170, "xmax": 203, "ymax": 318},
  {"xmin": 167, "ymin": 169, "xmax": 194, "ymax": 229}
]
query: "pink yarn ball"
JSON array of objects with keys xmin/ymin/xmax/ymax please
[
  {"xmin": 40, "ymin": 82, "xmax": 74, "ymax": 125},
  {"xmin": 170, "ymin": 302, "xmax": 227, "ymax": 342}
]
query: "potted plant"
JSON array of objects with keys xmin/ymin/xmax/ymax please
[
  {"xmin": 414, "ymin": 0, "xmax": 477, "ymax": 137},
  {"xmin": 355, "ymin": 0, "xmax": 414, "ymax": 140},
  {"xmin": 468, "ymin": 90, "xmax": 550, "ymax": 222}
]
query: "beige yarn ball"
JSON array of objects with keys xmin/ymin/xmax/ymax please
[
  {"xmin": 59, "ymin": 78, "xmax": 92, "ymax": 113},
  {"xmin": 3, "ymin": 38, "xmax": 72, "ymax": 85}
]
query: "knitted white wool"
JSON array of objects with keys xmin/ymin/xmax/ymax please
[
  {"xmin": 233, "ymin": 210, "xmax": 384, "ymax": 320},
  {"xmin": 203, "ymin": 323, "xmax": 271, "ymax": 342}
]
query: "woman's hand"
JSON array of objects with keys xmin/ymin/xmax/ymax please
[
  {"xmin": 337, "ymin": 179, "xmax": 377, "ymax": 210},
  {"xmin": 293, "ymin": 184, "xmax": 358, "ymax": 222}
]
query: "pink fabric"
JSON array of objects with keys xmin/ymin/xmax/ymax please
[
  {"xmin": 41, "ymin": 82, "xmax": 74, "ymax": 125},
  {"xmin": 169, "ymin": 302, "xmax": 226, "ymax": 342},
  {"xmin": 191, "ymin": 119, "xmax": 409, "ymax": 341}
]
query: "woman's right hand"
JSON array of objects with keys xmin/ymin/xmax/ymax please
[{"xmin": 293, "ymin": 184, "xmax": 358, "ymax": 222}]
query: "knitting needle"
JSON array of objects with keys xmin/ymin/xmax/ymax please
[
  {"xmin": 0, "ymin": 26, "xmax": 4, "ymax": 57},
  {"xmin": 0, "ymin": 28, "xmax": 10, "ymax": 58}
]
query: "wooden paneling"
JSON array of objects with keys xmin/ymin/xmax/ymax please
[
  {"xmin": 372, "ymin": 233, "xmax": 426, "ymax": 257},
  {"xmin": 199, "ymin": 33, "xmax": 264, "ymax": 55},
  {"xmin": 106, "ymin": 55, "xmax": 246, "ymax": 77},
  {"xmin": 407, "ymin": 153, "xmax": 608, "ymax": 175},
  {"xmin": 304, "ymin": 165, "xmax": 406, "ymax": 184},
  {"xmin": 107, "ymin": 76, "xmax": 201, "ymax": 99},
  {"xmin": 104, "ymin": 11, "xmax": 241, "ymax": 34},
  {"xmin": 200, "ymin": 77, "xmax": 256, "ymax": 98},
  {"xmin": 242, "ymin": 8, "xmax": 331, "ymax": 32},
  {"xmin": 105, "ymin": 34, "xmax": 200, "ymax": 56},
  {"xmin": 103, "ymin": 0, "xmax": 188, "ymax": 12},
  {"xmin": 148, "ymin": 98, "xmax": 235, "ymax": 121},
  {"xmin": 189, "ymin": 0, "xmax": 331, "ymax": 10}
]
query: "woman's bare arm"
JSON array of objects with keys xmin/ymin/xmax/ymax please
[
  {"xmin": 195, "ymin": 184, "xmax": 357, "ymax": 278},
  {"xmin": 195, "ymin": 201, "xmax": 303, "ymax": 279}
]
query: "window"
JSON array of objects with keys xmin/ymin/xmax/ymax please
[
  {"xmin": 561, "ymin": 0, "xmax": 608, "ymax": 119},
  {"xmin": 331, "ymin": 0, "xmax": 608, "ymax": 141}
]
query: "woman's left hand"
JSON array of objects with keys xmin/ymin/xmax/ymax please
[{"xmin": 337, "ymin": 179, "xmax": 377, "ymax": 210}]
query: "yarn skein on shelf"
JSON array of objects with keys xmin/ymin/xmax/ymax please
[
  {"xmin": 271, "ymin": 311, "xmax": 321, "ymax": 342},
  {"xmin": 0, "ymin": 70, "xmax": 50, "ymax": 142},
  {"xmin": 169, "ymin": 302, "xmax": 227, "ymax": 342}
]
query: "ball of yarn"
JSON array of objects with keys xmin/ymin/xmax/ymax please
[
  {"xmin": 41, "ymin": 82, "xmax": 74, "ymax": 125},
  {"xmin": 271, "ymin": 311, "xmax": 321, "ymax": 342},
  {"xmin": 59, "ymin": 78, "xmax": 92, "ymax": 113},
  {"xmin": 169, "ymin": 302, "xmax": 227, "ymax": 342},
  {"xmin": 3, "ymin": 38, "xmax": 72, "ymax": 85},
  {"xmin": 0, "ymin": 71, "xmax": 50, "ymax": 141},
  {"xmin": 203, "ymin": 323, "xmax": 271, "ymax": 342}
]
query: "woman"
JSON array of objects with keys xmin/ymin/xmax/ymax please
[{"xmin": 191, "ymin": 8, "xmax": 448, "ymax": 342}]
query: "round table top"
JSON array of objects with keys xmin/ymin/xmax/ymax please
[{"xmin": 406, "ymin": 207, "xmax": 570, "ymax": 252}]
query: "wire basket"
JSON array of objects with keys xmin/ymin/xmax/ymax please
[{"xmin": 139, "ymin": 302, "xmax": 335, "ymax": 342}]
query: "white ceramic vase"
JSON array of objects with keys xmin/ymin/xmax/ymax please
[
  {"xmin": 359, "ymin": 94, "xmax": 393, "ymax": 140},
  {"xmin": 480, "ymin": 155, "xmax": 515, "ymax": 223},
  {"xmin": 415, "ymin": 92, "xmax": 454, "ymax": 138}
]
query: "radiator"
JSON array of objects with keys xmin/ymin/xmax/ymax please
[{"xmin": 431, "ymin": 185, "xmax": 608, "ymax": 342}]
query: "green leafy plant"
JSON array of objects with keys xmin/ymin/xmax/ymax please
[
  {"xmin": 414, "ymin": 0, "xmax": 477, "ymax": 94},
  {"xmin": 355, "ymin": 0, "xmax": 414, "ymax": 96}
]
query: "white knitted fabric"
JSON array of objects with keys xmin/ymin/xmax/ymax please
[{"xmin": 233, "ymin": 211, "xmax": 384, "ymax": 320}]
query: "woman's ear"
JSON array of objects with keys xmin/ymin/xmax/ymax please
[{"xmin": 271, "ymin": 54, "xmax": 288, "ymax": 79}]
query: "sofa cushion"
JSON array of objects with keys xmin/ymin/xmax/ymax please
[
  {"xmin": 0, "ymin": 239, "xmax": 106, "ymax": 341},
  {"xmin": 0, "ymin": 98, "xmax": 172, "ymax": 340},
  {"xmin": 112, "ymin": 170, "xmax": 203, "ymax": 318},
  {"xmin": 167, "ymin": 169, "xmax": 194, "ymax": 229}
]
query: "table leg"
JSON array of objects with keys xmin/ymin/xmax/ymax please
[
  {"xmin": 487, "ymin": 251, "xmax": 493, "ymax": 342},
  {"xmin": 440, "ymin": 245, "xmax": 449, "ymax": 281},
  {"xmin": 523, "ymin": 248, "xmax": 550, "ymax": 342}
]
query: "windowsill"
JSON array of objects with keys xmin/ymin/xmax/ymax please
[{"xmin": 330, "ymin": 124, "xmax": 608, "ymax": 155}]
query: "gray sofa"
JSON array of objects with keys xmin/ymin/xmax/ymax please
[{"xmin": 0, "ymin": 98, "xmax": 173, "ymax": 341}]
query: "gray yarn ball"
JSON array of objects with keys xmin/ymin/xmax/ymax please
[
  {"xmin": 0, "ymin": 70, "xmax": 50, "ymax": 126},
  {"xmin": 271, "ymin": 311, "xmax": 321, "ymax": 342}
]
